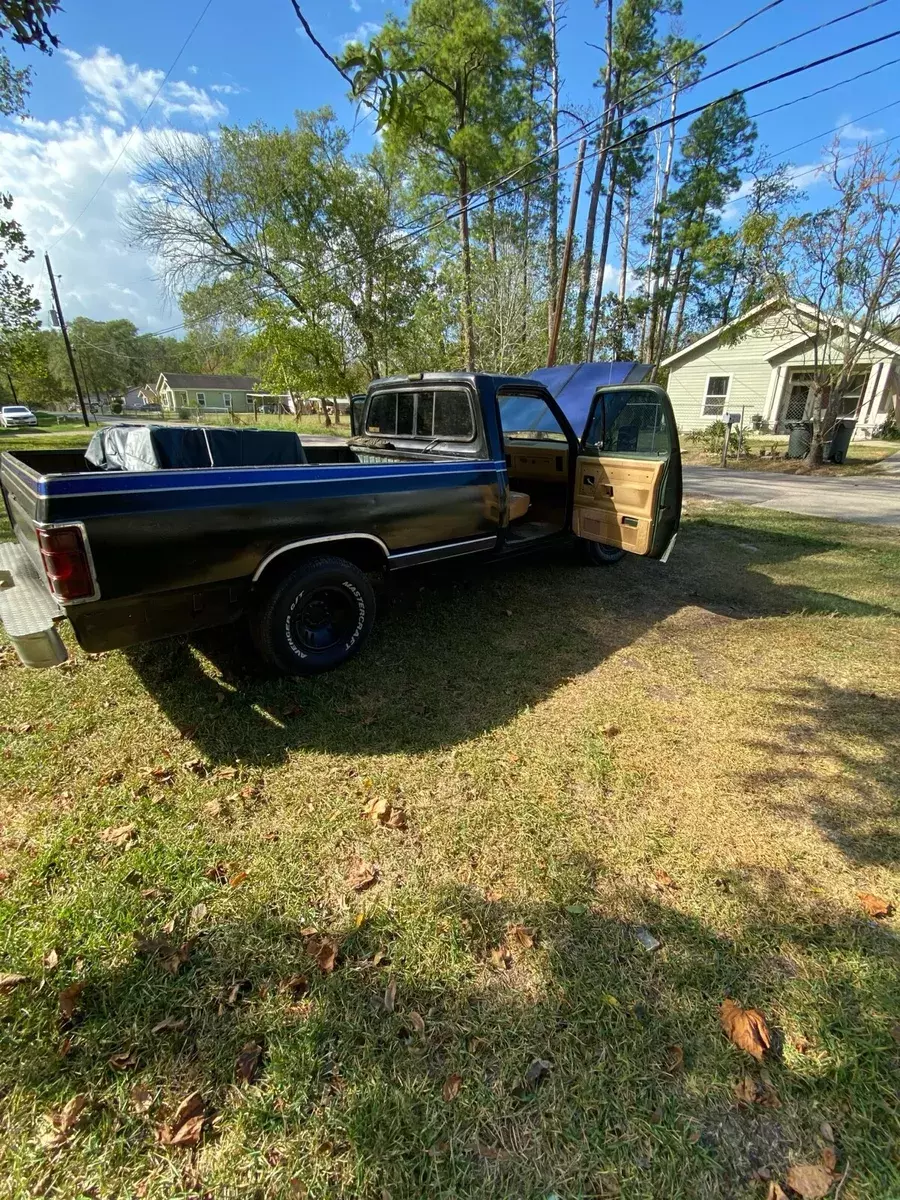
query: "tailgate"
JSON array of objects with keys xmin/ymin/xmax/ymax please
[{"xmin": 0, "ymin": 451, "xmax": 43, "ymax": 572}]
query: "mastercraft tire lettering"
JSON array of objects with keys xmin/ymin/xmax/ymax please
[{"xmin": 250, "ymin": 556, "xmax": 376, "ymax": 676}]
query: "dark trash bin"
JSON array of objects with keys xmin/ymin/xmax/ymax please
[
  {"xmin": 825, "ymin": 417, "xmax": 856, "ymax": 464},
  {"xmin": 786, "ymin": 420, "xmax": 812, "ymax": 459}
]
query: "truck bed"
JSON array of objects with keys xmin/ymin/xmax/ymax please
[{"xmin": 0, "ymin": 440, "xmax": 507, "ymax": 653}]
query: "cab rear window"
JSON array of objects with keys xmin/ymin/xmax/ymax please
[{"xmin": 365, "ymin": 389, "xmax": 475, "ymax": 441}]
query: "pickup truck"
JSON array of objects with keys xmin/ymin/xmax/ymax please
[{"xmin": 0, "ymin": 366, "xmax": 681, "ymax": 676}]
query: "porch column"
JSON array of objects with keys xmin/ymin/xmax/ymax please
[
  {"xmin": 762, "ymin": 365, "xmax": 786, "ymax": 426},
  {"xmin": 858, "ymin": 362, "xmax": 883, "ymax": 424}
]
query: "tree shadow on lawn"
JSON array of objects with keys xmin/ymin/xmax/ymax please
[
  {"xmin": 741, "ymin": 678, "xmax": 900, "ymax": 870},
  {"xmin": 124, "ymin": 518, "xmax": 898, "ymax": 766},
  {"xmin": 2, "ymin": 878, "xmax": 898, "ymax": 1199}
]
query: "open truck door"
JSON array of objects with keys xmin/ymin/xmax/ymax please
[{"xmin": 573, "ymin": 385, "xmax": 681, "ymax": 560}]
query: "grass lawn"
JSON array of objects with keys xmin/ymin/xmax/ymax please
[
  {"xmin": 681, "ymin": 436, "xmax": 899, "ymax": 476},
  {"xmin": 1, "ymin": 501, "xmax": 898, "ymax": 1199},
  {"xmin": 0, "ymin": 414, "xmax": 347, "ymax": 459}
]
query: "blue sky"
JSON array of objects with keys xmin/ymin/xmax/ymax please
[{"xmin": 1, "ymin": 0, "xmax": 897, "ymax": 332}]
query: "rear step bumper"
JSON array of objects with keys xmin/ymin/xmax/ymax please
[{"xmin": 0, "ymin": 541, "xmax": 68, "ymax": 668}]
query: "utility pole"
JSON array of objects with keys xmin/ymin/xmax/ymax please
[
  {"xmin": 547, "ymin": 138, "xmax": 587, "ymax": 368},
  {"xmin": 45, "ymin": 252, "xmax": 89, "ymax": 427},
  {"xmin": 5, "ymin": 372, "xmax": 17, "ymax": 403}
]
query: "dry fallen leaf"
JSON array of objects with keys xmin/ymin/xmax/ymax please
[
  {"xmin": 130, "ymin": 1083, "xmax": 153, "ymax": 1114},
  {"xmin": 820, "ymin": 1121, "xmax": 835, "ymax": 1144},
  {"xmin": 108, "ymin": 1051, "xmax": 138, "ymax": 1071},
  {"xmin": 305, "ymin": 935, "xmax": 338, "ymax": 974},
  {"xmin": 508, "ymin": 923, "xmax": 536, "ymax": 949},
  {"xmin": 160, "ymin": 939, "xmax": 196, "ymax": 976},
  {"xmin": 476, "ymin": 1142, "xmax": 509, "ymax": 1161},
  {"xmin": 98, "ymin": 823, "xmax": 137, "ymax": 848},
  {"xmin": 0, "ymin": 972, "xmax": 27, "ymax": 994},
  {"xmin": 151, "ymin": 1016, "xmax": 187, "ymax": 1034},
  {"xmin": 653, "ymin": 868, "xmax": 678, "ymax": 890},
  {"xmin": 785, "ymin": 1162, "xmax": 835, "ymax": 1199},
  {"xmin": 204, "ymin": 862, "xmax": 229, "ymax": 883},
  {"xmin": 43, "ymin": 948, "xmax": 59, "ymax": 972},
  {"xmin": 236, "ymin": 1040, "xmax": 263, "ymax": 1085},
  {"xmin": 821, "ymin": 1146, "xmax": 837, "ymax": 1174},
  {"xmin": 720, "ymin": 999, "xmax": 772, "ymax": 1062},
  {"xmin": 766, "ymin": 1184, "xmax": 790, "ymax": 1200},
  {"xmin": 228, "ymin": 870, "xmax": 249, "ymax": 888},
  {"xmin": 602, "ymin": 724, "xmax": 621, "ymax": 738},
  {"xmin": 280, "ymin": 975, "xmax": 309, "ymax": 997},
  {"xmin": 490, "ymin": 945, "xmax": 513, "ymax": 970},
  {"xmin": 383, "ymin": 979, "xmax": 397, "ymax": 1013},
  {"xmin": 346, "ymin": 856, "xmax": 379, "ymax": 893},
  {"xmin": 664, "ymin": 1044, "xmax": 685, "ymax": 1074},
  {"xmin": 857, "ymin": 892, "xmax": 893, "ymax": 919},
  {"xmin": 409, "ymin": 1010, "xmax": 425, "ymax": 1035},
  {"xmin": 362, "ymin": 796, "xmax": 407, "ymax": 830},
  {"xmin": 159, "ymin": 1091, "xmax": 205, "ymax": 1148},
  {"xmin": 58, "ymin": 981, "xmax": 86, "ymax": 1021},
  {"xmin": 41, "ymin": 1093, "xmax": 89, "ymax": 1148},
  {"xmin": 442, "ymin": 1073, "xmax": 462, "ymax": 1102},
  {"xmin": 733, "ymin": 1076, "xmax": 759, "ymax": 1104}
]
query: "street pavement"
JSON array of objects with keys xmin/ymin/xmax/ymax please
[{"xmin": 683, "ymin": 464, "xmax": 900, "ymax": 527}]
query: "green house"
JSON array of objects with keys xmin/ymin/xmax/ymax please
[{"xmin": 156, "ymin": 373, "xmax": 260, "ymax": 415}]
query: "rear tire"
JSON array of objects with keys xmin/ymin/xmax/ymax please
[
  {"xmin": 250, "ymin": 555, "xmax": 376, "ymax": 676},
  {"xmin": 581, "ymin": 538, "xmax": 626, "ymax": 566}
]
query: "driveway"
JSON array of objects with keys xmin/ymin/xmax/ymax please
[{"xmin": 683, "ymin": 465, "xmax": 900, "ymax": 527}]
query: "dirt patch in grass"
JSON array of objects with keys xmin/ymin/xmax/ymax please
[{"xmin": 1, "ymin": 501, "xmax": 898, "ymax": 1199}]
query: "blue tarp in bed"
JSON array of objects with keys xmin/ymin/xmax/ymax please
[{"xmin": 85, "ymin": 424, "xmax": 307, "ymax": 471}]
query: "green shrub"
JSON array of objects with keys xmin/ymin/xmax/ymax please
[{"xmin": 878, "ymin": 413, "xmax": 900, "ymax": 441}]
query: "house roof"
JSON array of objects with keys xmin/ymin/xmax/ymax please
[
  {"xmin": 660, "ymin": 298, "xmax": 900, "ymax": 369},
  {"xmin": 158, "ymin": 373, "xmax": 259, "ymax": 390}
]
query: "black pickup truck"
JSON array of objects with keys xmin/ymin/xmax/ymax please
[{"xmin": 0, "ymin": 365, "xmax": 681, "ymax": 675}]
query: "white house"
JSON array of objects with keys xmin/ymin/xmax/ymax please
[{"xmin": 661, "ymin": 299, "xmax": 900, "ymax": 438}]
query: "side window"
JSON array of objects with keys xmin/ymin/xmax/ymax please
[
  {"xmin": 366, "ymin": 392, "xmax": 396, "ymax": 434},
  {"xmin": 223, "ymin": 392, "xmax": 232, "ymax": 408},
  {"xmin": 585, "ymin": 390, "xmax": 671, "ymax": 457},
  {"xmin": 498, "ymin": 391, "xmax": 568, "ymax": 442}
]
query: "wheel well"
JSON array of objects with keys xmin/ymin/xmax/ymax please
[{"xmin": 252, "ymin": 537, "xmax": 388, "ymax": 593}]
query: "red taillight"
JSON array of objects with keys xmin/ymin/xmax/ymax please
[{"xmin": 37, "ymin": 525, "xmax": 95, "ymax": 602}]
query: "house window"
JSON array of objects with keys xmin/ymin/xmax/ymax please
[
  {"xmin": 223, "ymin": 392, "xmax": 232, "ymax": 408},
  {"xmin": 196, "ymin": 392, "xmax": 206, "ymax": 407},
  {"xmin": 702, "ymin": 375, "xmax": 730, "ymax": 416}
]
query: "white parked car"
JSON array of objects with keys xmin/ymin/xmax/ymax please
[{"xmin": 0, "ymin": 405, "xmax": 38, "ymax": 428}]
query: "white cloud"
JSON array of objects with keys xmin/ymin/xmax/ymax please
[
  {"xmin": 349, "ymin": 0, "xmax": 361, "ymax": 10},
  {"xmin": 210, "ymin": 82, "xmax": 247, "ymax": 95},
  {"xmin": 187, "ymin": 64, "xmax": 198, "ymax": 75},
  {"xmin": 337, "ymin": 21, "xmax": 381, "ymax": 48},
  {"xmin": 62, "ymin": 47, "xmax": 226, "ymax": 125},
  {"xmin": 835, "ymin": 112, "xmax": 885, "ymax": 142},
  {"xmin": 0, "ymin": 44, "xmax": 233, "ymax": 333},
  {"xmin": 0, "ymin": 114, "xmax": 176, "ymax": 330}
]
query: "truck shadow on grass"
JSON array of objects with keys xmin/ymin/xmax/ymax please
[
  {"xmin": 3, "ymin": 878, "xmax": 898, "ymax": 1199},
  {"xmin": 123, "ymin": 514, "xmax": 899, "ymax": 766}
]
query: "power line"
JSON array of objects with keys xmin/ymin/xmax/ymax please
[
  {"xmin": 399, "ymin": 27, "xmax": 900, "ymax": 245},
  {"xmin": 121, "ymin": 33, "xmax": 900, "ymax": 341},
  {"xmin": 396, "ymin": 0, "xmax": 886, "ymax": 235},
  {"xmin": 46, "ymin": 0, "xmax": 215, "ymax": 251}
]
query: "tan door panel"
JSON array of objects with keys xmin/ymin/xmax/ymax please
[{"xmin": 573, "ymin": 456, "xmax": 665, "ymax": 555}]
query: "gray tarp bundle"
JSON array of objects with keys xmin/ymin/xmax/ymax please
[{"xmin": 85, "ymin": 424, "xmax": 308, "ymax": 471}]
